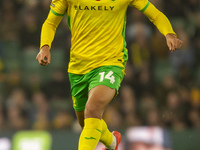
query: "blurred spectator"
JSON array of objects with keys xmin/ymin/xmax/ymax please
[
  {"xmin": 0, "ymin": 102, "xmax": 6, "ymax": 131},
  {"xmin": 190, "ymin": 86, "xmax": 200, "ymax": 108},
  {"xmin": 125, "ymin": 127, "xmax": 172, "ymax": 150},
  {"xmin": 139, "ymin": 94, "xmax": 161, "ymax": 126},
  {"xmin": 0, "ymin": 40, "xmax": 4, "ymax": 72},
  {"xmin": 7, "ymin": 105, "xmax": 28, "ymax": 130},
  {"xmin": 155, "ymin": 75, "xmax": 179, "ymax": 108},
  {"xmin": 19, "ymin": 11, "xmax": 40, "ymax": 50},
  {"xmin": 29, "ymin": 92, "xmax": 53, "ymax": 130},
  {"xmin": 119, "ymin": 85, "xmax": 141, "ymax": 127},
  {"xmin": 163, "ymin": 0, "xmax": 186, "ymax": 18},
  {"xmin": 161, "ymin": 91, "xmax": 187, "ymax": 130},
  {"xmin": 6, "ymin": 88, "xmax": 29, "ymax": 109},
  {"xmin": 26, "ymin": 73, "xmax": 41, "ymax": 96},
  {"xmin": 3, "ymin": 70, "xmax": 24, "ymax": 95},
  {"xmin": 136, "ymin": 64, "xmax": 155, "ymax": 98},
  {"xmin": 24, "ymin": 0, "xmax": 40, "ymax": 11},
  {"xmin": 183, "ymin": 0, "xmax": 200, "ymax": 13},
  {"xmin": 126, "ymin": 22, "xmax": 152, "ymax": 72},
  {"xmin": 103, "ymin": 103, "xmax": 123, "ymax": 130},
  {"xmin": 169, "ymin": 29, "xmax": 195, "ymax": 76},
  {"xmin": 194, "ymin": 11, "xmax": 200, "ymax": 64},
  {"xmin": 0, "ymin": 0, "xmax": 20, "ymax": 42},
  {"xmin": 42, "ymin": 70, "xmax": 70, "ymax": 100},
  {"xmin": 0, "ymin": 112, "xmax": 4, "ymax": 131},
  {"xmin": 52, "ymin": 110, "xmax": 74, "ymax": 130},
  {"xmin": 151, "ymin": 30, "xmax": 169, "ymax": 59},
  {"xmin": 146, "ymin": 109, "xmax": 163, "ymax": 127},
  {"xmin": 5, "ymin": 88, "xmax": 29, "ymax": 130},
  {"xmin": 123, "ymin": 62, "xmax": 136, "ymax": 88},
  {"xmin": 39, "ymin": 0, "xmax": 51, "ymax": 17},
  {"xmin": 188, "ymin": 108, "xmax": 200, "ymax": 129}
]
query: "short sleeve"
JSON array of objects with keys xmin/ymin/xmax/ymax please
[
  {"xmin": 129, "ymin": 0, "xmax": 149, "ymax": 12},
  {"xmin": 50, "ymin": 0, "xmax": 68, "ymax": 16}
]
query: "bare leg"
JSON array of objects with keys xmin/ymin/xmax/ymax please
[
  {"xmin": 75, "ymin": 85, "xmax": 116, "ymax": 127},
  {"xmin": 75, "ymin": 111, "xmax": 84, "ymax": 128},
  {"xmin": 78, "ymin": 85, "xmax": 116, "ymax": 150},
  {"xmin": 85, "ymin": 85, "xmax": 116, "ymax": 119}
]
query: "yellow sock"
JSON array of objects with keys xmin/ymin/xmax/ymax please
[
  {"xmin": 100, "ymin": 119, "xmax": 113, "ymax": 147},
  {"xmin": 78, "ymin": 118, "xmax": 102, "ymax": 150}
]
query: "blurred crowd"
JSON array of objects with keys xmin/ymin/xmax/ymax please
[{"xmin": 0, "ymin": 0, "xmax": 200, "ymax": 132}]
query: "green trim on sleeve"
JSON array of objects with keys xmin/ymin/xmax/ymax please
[
  {"xmin": 141, "ymin": 1, "xmax": 150, "ymax": 12},
  {"xmin": 50, "ymin": 9, "xmax": 65, "ymax": 16}
]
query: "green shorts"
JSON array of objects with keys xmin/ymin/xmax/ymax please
[{"xmin": 68, "ymin": 65, "xmax": 124, "ymax": 111}]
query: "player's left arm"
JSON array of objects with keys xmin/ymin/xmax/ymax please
[{"xmin": 130, "ymin": 0, "xmax": 183, "ymax": 52}]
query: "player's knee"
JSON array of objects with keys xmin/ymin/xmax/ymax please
[
  {"xmin": 85, "ymin": 105, "xmax": 102, "ymax": 119},
  {"xmin": 85, "ymin": 94, "xmax": 109, "ymax": 118}
]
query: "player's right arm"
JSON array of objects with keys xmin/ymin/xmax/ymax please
[
  {"xmin": 129, "ymin": 0, "xmax": 183, "ymax": 52},
  {"xmin": 36, "ymin": 0, "xmax": 68, "ymax": 66}
]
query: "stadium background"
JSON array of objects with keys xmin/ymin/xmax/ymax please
[{"xmin": 0, "ymin": 0, "xmax": 200, "ymax": 149}]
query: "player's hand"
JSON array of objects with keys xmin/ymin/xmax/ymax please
[
  {"xmin": 166, "ymin": 33, "xmax": 183, "ymax": 53},
  {"xmin": 36, "ymin": 45, "xmax": 51, "ymax": 66}
]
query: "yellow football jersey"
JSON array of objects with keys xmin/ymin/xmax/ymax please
[{"xmin": 41, "ymin": 0, "xmax": 175, "ymax": 74}]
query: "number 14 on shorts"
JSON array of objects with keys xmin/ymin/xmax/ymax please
[{"xmin": 99, "ymin": 71, "xmax": 115, "ymax": 84}]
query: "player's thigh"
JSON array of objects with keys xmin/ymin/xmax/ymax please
[
  {"xmin": 85, "ymin": 65, "xmax": 124, "ymax": 118},
  {"xmin": 85, "ymin": 85, "xmax": 116, "ymax": 118}
]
